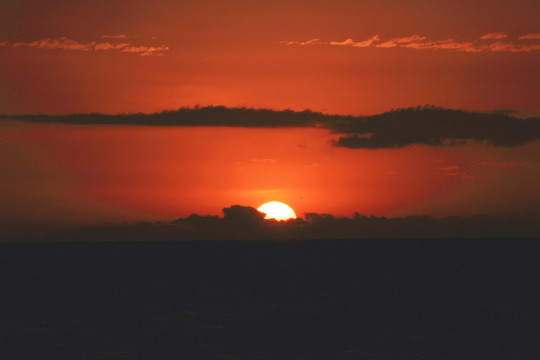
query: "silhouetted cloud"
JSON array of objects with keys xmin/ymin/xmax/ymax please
[
  {"xmin": 0, "ymin": 106, "xmax": 333, "ymax": 127},
  {"xmin": 329, "ymin": 107, "xmax": 540, "ymax": 148},
  {"xmin": 283, "ymin": 33, "xmax": 540, "ymax": 53},
  {"xmin": 11, "ymin": 36, "xmax": 169, "ymax": 56},
  {"xmin": 2, "ymin": 106, "xmax": 540, "ymax": 149},
  {"xmin": 15, "ymin": 205, "xmax": 538, "ymax": 242}
]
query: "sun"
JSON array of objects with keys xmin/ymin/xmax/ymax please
[{"xmin": 257, "ymin": 201, "xmax": 297, "ymax": 221}]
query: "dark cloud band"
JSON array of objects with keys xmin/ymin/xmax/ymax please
[
  {"xmin": 15, "ymin": 205, "xmax": 539, "ymax": 242},
  {"xmin": 2, "ymin": 106, "xmax": 539, "ymax": 148},
  {"xmin": 329, "ymin": 107, "xmax": 540, "ymax": 148}
]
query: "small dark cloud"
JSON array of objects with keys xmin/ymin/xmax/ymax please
[
  {"xmin": 12, "ymin": 205, "xmax": 538, "ymax": 243},
  {"xmin": 2, "ymin": 106, "xmax": 539, "ymax": 148}
]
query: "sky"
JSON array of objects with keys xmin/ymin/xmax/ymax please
[{"xmin": 1, "ymin": 0, "xmax": 539, "ymax": 239}]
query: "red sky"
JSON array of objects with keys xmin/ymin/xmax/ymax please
[
  {"xmin": 1, "ymin": 0, "xmax": 539, "ymax": 115},
  {"xmin": 1, "ymin": 0, "xmax": 539, "ymax": 230}
]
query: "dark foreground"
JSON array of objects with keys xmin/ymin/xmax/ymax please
[{"xmin": 0, "ymin": 238, "xmax": 538, "ymax": 359}]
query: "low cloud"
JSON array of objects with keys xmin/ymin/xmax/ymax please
[
  {"xmin": 11, "ymin": 36, "xmax": 169, "ymax": 56},
  {"xmin": 2, "ymin": 106, "xmax": 540, "ymax": 149},
  {"xmin": 169, "ymin": 206, "xmax": 540, "ymax": 240},
  {"xmin": 0, "ymin": 40, "xmax": 8, "ymax": 47},
  {"xmin": 283, "ymin": 32, "xmax": 540, "ymax": 53},
  {"xmin": 18, "ymin": 205, "xmax": 539, "ymax": 242}
]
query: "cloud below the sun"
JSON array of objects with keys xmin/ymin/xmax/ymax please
[
  {"xmin": 17, "ymin": 205, "xmax": 538, "ymax": 242},
  {"xmin": 282, "ymin": 32, "xmax": 540, "ymax": 53},
  {"xmin": 2, "ymin": 106, "xmax": 540, "ymax": 149}
]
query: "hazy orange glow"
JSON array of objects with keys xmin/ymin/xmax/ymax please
[
  {"xmin": 257, "ymin": 202, "xmax": 297, "ymax": 221},
  {"xmin": 5, "ymin": 121, "xmax": 535, "ymax": 226},
  {"xmin": 0, "ymin": 0, "xmax": 539, "ymax": 231}
]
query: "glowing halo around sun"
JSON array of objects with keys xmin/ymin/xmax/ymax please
[{"xmin": 257, "ymin": 201, "xmax": 297, "ymax": 221}]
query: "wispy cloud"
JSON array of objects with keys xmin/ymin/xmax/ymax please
[
  {"xmin": 101, "ymin": 34, "xmax": 129, "ymax": 39},
  {"xmin": 282, "ymin": 32, "xmax": 540, "ymax": 53},
  {"xmin": 351, "ymin": 35, "xmax": 380, "ymax": 48},
  {"xmin": 120, "ymin": 45, "xmax": 169, "ymax": 56},
  {"xmin": 280, "ymin": 38, "xmax": 320, "ymax": 46},
  {"xmin": 328, "ymin": 38, "xmax": 355, "ymax": 46},
  {"xmin": 519, "ymin": 33, "xmax": 540, "ymax": 40},
  {"xmin": 480, "ymin": 32, "xmax": 508, "ymax": 40},
  {"xmin": 476, "ymin": 160, "xmax": 539, "ymax": 168},
  {"xmin": 436, "ymin": 166, "xmax": 474, "ymax": 180},
  {"xmin": 482, "ymin": 41, "xmax": 540, "ymax": 53},
  {"xmin": 330, "ymin": 35, "xmax": 380, "ymax": 48},
  {"xmin": 438, "ymin": 166, "xmax": 460, "ymax": 171},
  {"xmin": 0, "ymin": 40, "xmax": 8, "ymax": 47},
  {"xmin": 377, "ymin": 35, "xmax": 427, "ymax": 48},
  {"xmin": 11, "ymin": 36, "xmax": 169, "ymax": 56}
]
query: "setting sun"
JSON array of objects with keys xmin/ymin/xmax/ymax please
[{"xmin": 257, "ymin": 201, "xmax": 297, "ymax": 221}]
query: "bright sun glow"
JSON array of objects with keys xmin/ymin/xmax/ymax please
[{"xmin": 257, "ymin": 201, "xmax": 297, "ymax": 221}]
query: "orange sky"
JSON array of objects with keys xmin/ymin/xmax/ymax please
[
  {"xmin": 1, "ymin": 0, "xmax": 539, "ymax": 229},
  {"xmin": 1, "ymin": 0, "xmax": 539, "ymax": 115},
  {"xmin": 2, "ymin": 121, "xmax": 539, "ymax": 228}
]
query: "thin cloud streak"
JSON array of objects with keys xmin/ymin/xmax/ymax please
[
  {"xmin": 280, "ymin": 38, "xmax": 321, "ymax": 46},
  {"xmin": 11, "ymin": 36, "xmax": 169, "ymax": 56},
  {"xmin": 283, "ymin": 32, "xmax": 540, "ymax": 53},
  {"xmin": 480, "ymin": 32, "xmax": 508, "ymax": 40},
  {"xmin": 519, "ymin": 33, "xmax": 540, "ymax": 40},
  {"xmin": 330, "ymin": 35, "xmax": 380, "ymax": 48},
  {"xmin": 377, "ymin": 35, "xmax": 427, "ymax": 48},
  {"xmin": 101, "ymin": 34, "xmax": 129, "ymax": 39}
]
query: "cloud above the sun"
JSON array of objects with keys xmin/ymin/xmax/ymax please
[
  {"xmin": 9, "ymin": 35, "xmax": 169, "ymax": 56},
  {"xmin": 2, "ymin": 106, "xmax": 540, "ymax": 149},
  {"xmin": 281, "ymin": 32, "xmax": 540, "ymax": 53}
]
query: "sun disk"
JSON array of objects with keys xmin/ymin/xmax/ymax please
[{"xmin": 257, "ymin": 201, "xmax": 297, "ymax": 221}]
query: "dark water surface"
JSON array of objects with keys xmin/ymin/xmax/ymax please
[{"xmin": 1, "ymin": 238, "xmax": 539, "ymax": 359}]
